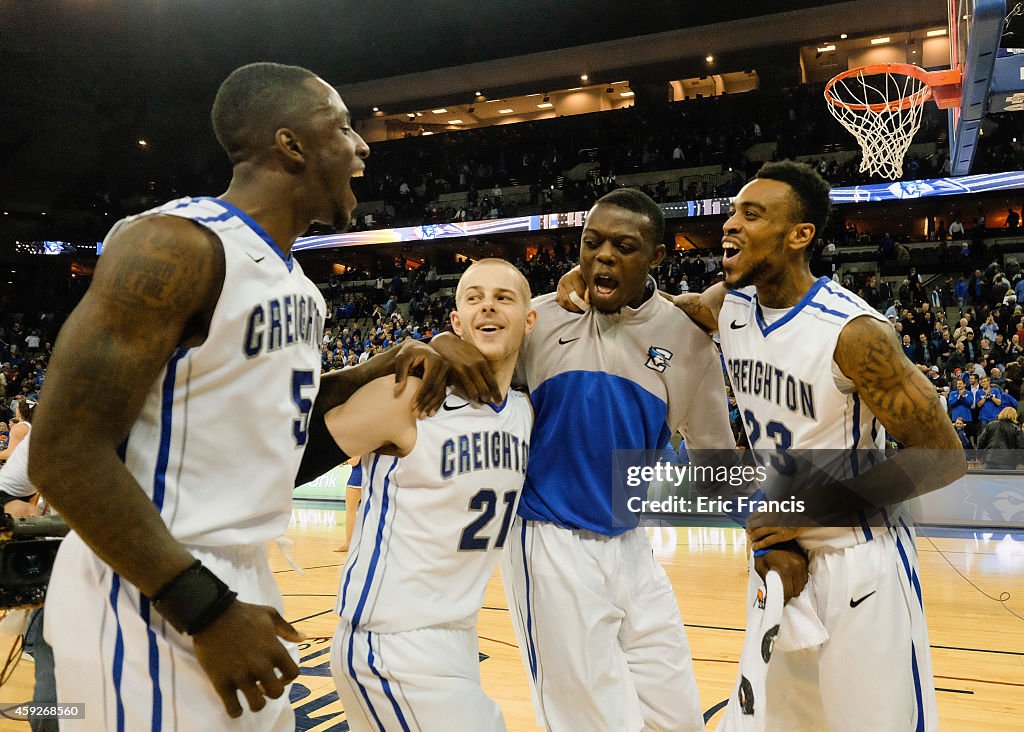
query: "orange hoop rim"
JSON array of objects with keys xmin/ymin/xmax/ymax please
[{"xmin": 824, "ymin": 63, "xmax": 962, "ymax": 113}]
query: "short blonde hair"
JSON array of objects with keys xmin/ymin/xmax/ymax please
[
  {"xmin": 455, "ymin": 258, "xmax": 531, "ymax": 305},
  {"xmin": 997, "ymin": 407, "xmax": 1018, "ymax": 423}
]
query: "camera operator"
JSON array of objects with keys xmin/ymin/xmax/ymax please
[{"xmin": 0, "ymin": 398, "xmax": 55, "ymax": 732}]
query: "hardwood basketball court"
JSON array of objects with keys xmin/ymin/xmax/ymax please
[{"xmin": 5, "ymin": 507, "xmax": 1017, "ymax": 730}]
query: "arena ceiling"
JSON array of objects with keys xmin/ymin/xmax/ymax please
[
  {"xmin": 0, "ymin": 0, "xmax": 943, "ymax": 210},
  {"xmin": 4, "ymin": 1, "xmax": 856, "ymax": 87}
]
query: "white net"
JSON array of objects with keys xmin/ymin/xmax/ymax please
[{"xmin": 826, "ymin": 68, "xmax": 931, "ymax": 180}]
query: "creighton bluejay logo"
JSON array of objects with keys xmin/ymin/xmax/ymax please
[{"xmin": 645, "ymin": 346, "xmax": 673, "ymax": 372}]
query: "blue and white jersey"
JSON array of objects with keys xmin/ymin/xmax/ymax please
[
  {"xmin": 337, "ymin": 388, "xmax": 532, "ymax": 633},
  {"xmin": 516, "ymin": 288, "xmax": 734, "ymax": 536},
  {"xmin": 112, "ymin": 197, "xmax": 325, "ymax": 546},
  {"xmin": 719, "ymin": 277, "xmax": 891, "ymax": 550}
]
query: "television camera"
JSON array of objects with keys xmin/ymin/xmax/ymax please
[{"xmin": 0, "ymin": 514, "xmax": 69, "ymax": 609}]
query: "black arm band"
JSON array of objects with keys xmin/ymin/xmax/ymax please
[
  {"xmin": 295, "ymin": 408, "xmax": 350, "ymax": 487},
  {"xmin": 151, "ymin": 560, "xmax": 237, "ymax": 635}
]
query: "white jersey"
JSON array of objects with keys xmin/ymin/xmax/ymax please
[
  {"xmin": 719, "ymin": 277, "xmax": 890, "ymax": 550},
  {"xmin": 0, "ymin": 425, "xmax": 35, "ymax": 498},
  {"xmin": 337, "ymin": 388, "xmax": 533, "ymax": 633},
  {"xmin": 113, "ymin": 196, "xmax": 325, "ymax": 546}
]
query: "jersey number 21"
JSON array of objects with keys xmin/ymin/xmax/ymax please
[{"xmin": 459, "ymin": 489, "xmax": 517, "ymax": 551}]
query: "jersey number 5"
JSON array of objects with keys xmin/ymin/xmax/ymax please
[
  {"xmin": 458, "ymin": 489, "xmax": 518, "ymax": 551},
  {"xmin": 292, "ymin": 370, "xmax": 315, "ymax": 446}
]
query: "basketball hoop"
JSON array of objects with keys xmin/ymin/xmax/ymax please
[{"xmin": 824, "ymin": 64, "xmax": 962, "ymax": 180}]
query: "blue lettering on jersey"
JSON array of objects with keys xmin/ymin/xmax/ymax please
[
  {"xmin": 727, "ymin": 358, "xmax": 816, "ymax": 420},
  {"xmin": 243, "ymin": 294, "xmax": 324, "ymax": 359},
  {"xmin": 244, "ymin": 305, "xmax": 265, "ymax": 358},
  {"xmin": 268, "ymin": 299, "xmax": 283, "ymax": 351},
  {"xmin": 441, "ymin": 431, "xmax": 530, "ymax": 479},
  {"xmin": 284, "ymin": 295, "xmax": 295, "ymax": 345}
]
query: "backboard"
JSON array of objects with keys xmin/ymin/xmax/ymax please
[{"xmin": 948, "ymin": 0, "xmax": 1024, "ymax": 174}]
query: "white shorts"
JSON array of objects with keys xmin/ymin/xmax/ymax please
[
  {"xmin": 500, "ymin": 519, "xmax": 704, "ymax": 732},
  {"xmin": 757, "ymin": 526, "xmax": 936, "ymax": 732},
  {"xmin": 45, "ymin": 533, "xmax": 296, "ymax": 732},
  {"xmin": 331, "ymin": 620, "xmax": 505, "ymax": 732}
]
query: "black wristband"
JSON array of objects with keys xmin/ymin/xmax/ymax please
[
  {"xmin": 151, "ymin": 560, "xmax": 237, "ymax": 635},
  {"xmin": 294, "ymin": 408, "xmax": 350, "ymax": 487}
]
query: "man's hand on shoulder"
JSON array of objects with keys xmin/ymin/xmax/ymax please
[
  {"xmin": 394, "ymin": 339, "xmax": 452, "ymax": 418},
  {"xmin": 429, "ymin": 333, "xmax": 500, "ymax": 405},
  {"xmin": 671, "ymin": 283, "xmax": 725, "ymax": 334},
  {"xmin": 555, "ymin": 266, "xmax": 589, "ymax": 313}
]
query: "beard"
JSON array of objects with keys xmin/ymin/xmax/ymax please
[{"xmin": 725, "ymin": 257, "xmax": 774, "ymax": 290}]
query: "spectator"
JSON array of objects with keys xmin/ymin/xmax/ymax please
[
  {"xmin": 979, "ymin": 336, "xmax": 994, "ymax": 363},
  {"xmin": 1005, "ymin": 208, "xmax": 1020, "ymax": 230},
  {"xmin": 975, "ymin": 375, "xmax": 1007, "ymax": 425},
  {"xmin": 948, "ymin": 378, "xmax": 975, "ymax": 426},
  {"xmin": 1006, "ymin": 355, "xmax": 1024, "ymax": 399},
  {"xmin": 916, "ymin": 333, "xmax": 933, "ymax": 366},
  {"xmin": 925, "ymin": 365, "xmax": 947, "ymax": 390},
  {"xmin": 901, "ymin": 333, "xmax": 916, "ymax": 361},
  {"xmin": 953, "ymin": 417, "xmax": 971, "ymax": 451},
  {"xmin": 976, "ymin": 407, "xmax": 1024, "ymax": 469},
  {"xmin": 992, "ymin": 333, "xmax": 1009, "ymax": 365},
  {"xmin": 946, "ymin": 341, "xmax": 968, "ymax": 374},
  {"xmin": 955, "ymin": 277, "xmax": 968, "ymax": 307},
  {"xmin": 949, "ymin": 213, "xmax": 965, "ymax": 240},
  {"xmin": 962, "ymin": 329, "xmax": 978, "ymax": 361}
]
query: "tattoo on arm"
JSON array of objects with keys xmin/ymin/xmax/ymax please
[
  {"xmin": 28, "ymin": 216, "xmax": 223, "ymax": 594},
  {"xmin": 106, "ymin": 256, "xmax": 179, "ymax": 304},
  {"xmin": 835, "ymin": 316, "xmax": 960, "ymax": 450},
  {"xmin": 674, "ymin": 283, "xmax": 726, "ymax": 333}
]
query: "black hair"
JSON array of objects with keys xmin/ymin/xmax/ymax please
[
  {"xmin": 17, "ymin": 399, "xmax": 36, "ymax": 424},
  {"xmin": 595, "ymin": 188, "xmax": 665, "ymax": 248},
  {"xmin": 211, "ymin": 62, "xmax": 321, "ymax": 164},
  {"xmin": 755, "ymin": 160, "xmax": 832, "ymax": 245}
]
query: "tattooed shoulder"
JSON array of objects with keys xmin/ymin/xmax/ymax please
[
  {"xmin": 93, "ymin": 215, "xmax": 223, "ymax": 317},
  {"xmin": 833, "ymin": 314, "xmax": 955, "ymax": 447}
]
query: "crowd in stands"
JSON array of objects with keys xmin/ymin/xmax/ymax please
[
  {"xmin": 0, "ymin": 323, "xmax": 52, "ymax": 451},
  {"xmin": 2, "ymin": 240, "xmax": 1022, "ymax": 466},
  {"xmin": 838, "ymin": 258, "xmax": 1024, "ymax": 465},
  {"xmin": 10, "ymin": 79, "xmax": 1024, "ymax": 248},
  {"xmin": 341, "ymin": 84, "xmax": 1024, "ymax": 232}
]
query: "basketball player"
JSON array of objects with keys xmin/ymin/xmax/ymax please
[
  {"xmin": 28, "ymin": 63, "xmax": 474, "ymax": 731},
  {"xmin": 435, "ymin": 189, "xmax": 807, "ymax": 732},
  {"xmin": 0, "ymin": 398, "xmax": 40, "ymax": 515},
  {"xmin": 560, "ymin": 162, "xmax": 966, "ymax": 731},
  {"xmin": 0, "ymin": 397, "xmax": 32, "ymax": 461},
  {"xmin": 325, "ymin": 259, "xmax": 535, "ymax": 731}
]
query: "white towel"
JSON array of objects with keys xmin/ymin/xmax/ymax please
[
  {"xmin": 719, "ymin": 568, "xmax": 828, "ymax": 731},
  {"xmin": 774, "ymin": 585, "xmax": 828, "ymax": 653}
]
